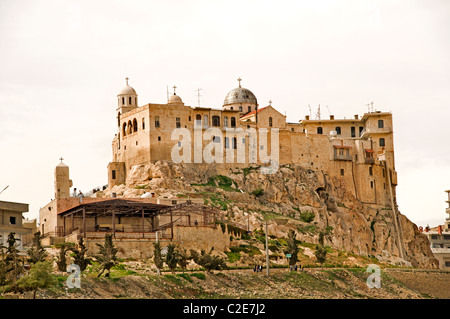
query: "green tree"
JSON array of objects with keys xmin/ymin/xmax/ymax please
[
  {"xmin": 16, "ymin": 261, "xmax": 56, "ymax": 299},
  {"xmin": 71, "ymin": 237, "xmax": 91, "ymax": 271},
  {"xmin": 153, "ymin": 241, "xmax": 164, "ymax": 275},
  {"xmin": 285, "ymin": 229, "xmax": 299, "ymax": 267},
  {"xmin": 315, "ymin": 231, "xmax": 327, "ymax": 266},
  {"xmin": 165, "ymin": 244, "xmax": 178, "ymax": 274},
  {"xmin": 56, "ymin": 242, "xmax": 75, "ymax": 272},
  {"xmin": 27, "ymin": 232, "xmax": 47, "ymax": 264},
  {"xmin": 5, "ymin": 232, "xmax": 23, "ymax": 284},
  {"xmin": 191, "ymin": 248, "xmax": 227, "ymax": 272},
  {"xmin": 178, "ymin": 248, "xmax": 189, "ymax": 272},
  {"xmin": 95, "ymin": 234, "xmax": 118, "ymax": 278}
]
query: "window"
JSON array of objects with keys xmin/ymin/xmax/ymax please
[
  {"xmin": 370, "ymin": 181, "xmax": 374, "ymax": 188},
  {"xmin": 317, "ymin": 127, "xmax": 323, "ymax": 135},
  {"xmin": 155, "ymin": 116, "xmax": 160, "ymax": 128},
  {"xmin": 123, "ymin": 123, "xmax": 127, "ymax": 136},
  {"xmin": 203, "ymin": 115, "xmax": 209, "ymax": 128},
  {"xmin": 189, "ymin": 116, "xmax": 191, "ymax": 121},
  {"xmin": 445, "ymin": 261, "xmax": 450, "ymax": 267},
  {"xmin": 176, "ymin": 117, "xmax": 181, "ymax": 128},
  {"xmin": 129, "ymin": 97, "xmax": 132, "ymax": 105},
  {"xmin": 223, "ymin": 116, "xmax": 228, "ymax": 127},
  {"xmin": 122, "ymin": 97, "xmax": 125, "ymax": 105},
  {"xmin": 239, "ymin": 105, "xmax": 243, "ymax": 112},
  {"xmin": 340, "ymin": 169, "xmax": 344, "ymax": 176},
  {"xmin": 133, "ymin": 118, "xmax": 138, "ymax": 132},
  {"xmin": 142, "ymin": 118, "xmax": 145, "ymax": 130},
  {"xmin": 351, "ymin": 126, "xmax": 356, "ymax": 138},
  {"xmin": 195, "ymin": 114, "xmax": 202, "ymax": 127},
  {"xmin": 369, "ymin": 166, "xmax": 373, "ymax": 176},
  {"xmin": 112, "ymin": 170, "xmax": 116, "ymax": 180},
  {"xmin": 379, "ymin": 138, "xmax": 385, "ymax": 147},
  {"xmin": 378, "ymin": 119, "xmax": 384, "ymax": 128},
  {"xmin": 231, "ymin": 117, "xmax": 236, "ymax": 128},
  {"xmin": 248, "ymin": 106, "xmax": 251, "ymax": 113},
  {"xmin": 172, "ymin": 200, "xmax": 177, "ymax": 205},
  {"xmin": 10, "ymin": 216, "xmax": 16, "ymax": 225},
  {"xmin": 225, "ymin": 137, "xmax": 230, "ymax": 149},
  {"xmin": 213, "ymin": 136, "xmax": 220, "ymax": 143},
  {"xmin": 269, "ymin": 117, "xmax": 273, "ymax": 127},
  {"xmin": 232, "ymin": 137, "xmax": 237, "ymax": 149},
  {"xmin": 335, "ymin": 127, "xmax": 341, "ymax": 135},
  {"xmin": 359, "ymin": 126, "xmax": 364, "ymax": 136},
  {"xmin": 127, "ymin": 120, "xmax": 133, "ymax": 134},
  {"xmin": 158, "ymin": 136, "xmax": 161, "ymax": 141},
  {"xmin": 212, "ymin": 115, "xmax": 220, "ymax": 127}
]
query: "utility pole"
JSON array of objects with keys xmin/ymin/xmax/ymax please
[{"xmin": 265, "ymin": 220, "xmax": 270, "ymax": 276}]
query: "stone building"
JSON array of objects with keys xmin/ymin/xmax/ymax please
[
  {"xmin": 421, "ymin": 190, "xmax": 450, "ymax": 270},
  {"xmin": 108, "ymin": 78, "xmax": 397, "ymax": 207},
  {"xmin": 0, "ymin": 200, "xmax": 33, "ymax": 250}
]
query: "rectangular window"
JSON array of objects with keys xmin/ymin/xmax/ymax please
[
  {"xmin": 370, "ymin": 181, "xmax": 374, "ymax": 188},
  {"xmin": 142, "ymin": 118, "xmax": 145, "ymax": 130},
  {"xmin": 213, "ymin": 136, "xmax": 220, "ymax": 143},
  {"xmin": 340, "ymin": 169, "xmax": 344, "ymax": 176},
  {"xmin": 176, "ymin": 117, "xmax": 181, "ymax": 128},
  {"xmin": 378, "ymin": 119, "xmax": 384, "ymax": 128},
  {"xmin": 351, "ymin": 126, "xmax": 356, "ymax": 138},
  {"xmin": 225, "ymin": 137, "xmax": 229, "ymax": 149},
  {"xmin": 10, "ymin": 216, "xmax": 16, "ymax": 225},
  {"xmin": 112, "ymin": 170, "xmax": 116, "ymax": 180},
  {"xmin": 155, "ymin": 116, "xmax": 160, "ymax": 128},
  {"xmin": 379, "ymin": 138, "xmax": 386, "ymax": 147},
  {"xmin": 369, "ymin": 166, "xmax": 373, "ymax": 176},
  {"xmin": 158, "ymin": 136, "xmax": 161, "ymax": 141}
]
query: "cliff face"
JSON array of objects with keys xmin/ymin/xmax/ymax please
[{"xmin": 104, "ymin": 161, "xmax": 438, "ymax": 269}]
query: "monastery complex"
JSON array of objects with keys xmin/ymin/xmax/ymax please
[
  {"xmin": 109, "ymin": 78, "xmax": 397, "ymax": 206},
  {"xmin": 37, "ymin": 78, "xmax": 400, "ymax": 259}
]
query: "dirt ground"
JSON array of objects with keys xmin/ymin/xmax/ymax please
[{"xmin": 385, "ymin": 269, "xmax": 450, "ymax": 299}]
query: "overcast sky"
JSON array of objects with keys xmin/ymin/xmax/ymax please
[{"xmin": 1, "ymin": 0, "xmax": 449, "ymax": 228}]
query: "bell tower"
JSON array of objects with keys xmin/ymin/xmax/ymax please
[{"xmin": 54, "ymin": 158, "xmax": 73, "ymax": 199}]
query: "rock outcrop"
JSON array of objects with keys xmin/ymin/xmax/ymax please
[{"xmin": 98, "ymin": 161, "xmax": 438, "ymax": 269}]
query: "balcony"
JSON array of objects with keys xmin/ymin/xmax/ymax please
[{"xmin": 334, "ymin": 154, "xmax": 352, "ymax": 161}]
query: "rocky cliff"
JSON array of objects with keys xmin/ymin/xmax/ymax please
[{"xmin": 100, "ymin": 161, "xmax": 438, "ymax": 269}]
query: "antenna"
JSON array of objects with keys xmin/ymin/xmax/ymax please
[
  {"xmin": 326, "ymin": 105, "xmax": 331, "ymax": 116},
  {"xmin": 366, "ymin": 101, "xmax": 374, "ymax": 113},
  {"xmin": 194, "ymin": 88, "xmax": 202, "ymax": 107},
  {"xmin": 0, "ymin": 185, "xmax": 9, "ymax": 196},
  {"xmin": 316, "ymin": 104, "xmax": 321, "ymax": 120},
  {"xmin": 308, "ymin": 105, "xmax": 312, "ymax": 117},
  {"xmin": 166, "ymin": 85, "xmax": 169, "ymax": 102}
]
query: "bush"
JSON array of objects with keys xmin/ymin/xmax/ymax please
[
  {"xmin": 299, "ymin": 211, "xmax": 315, "ymax": 223},
  {"xmin": 252, "ymin": 188, "xmax": 264, "ymax": 197}
]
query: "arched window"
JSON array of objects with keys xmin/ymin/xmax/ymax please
[
  {"xmin": 239, "ymin": 105, "xmax": 243, "ymax": 112},
  {"xmin": 195, "ymin": 114, "xmax": 202, "ymax": 127},
  {"xmin": 122, "ymin": 97, "xmax": 125, "ymax": 105},
  {"xmin": 269, "ymin": 117, "xmax": 273, "ymax": 127},
  {"xmin": 122, "ymin": 123, "xmax": 127, "ymax": 136},
  {"xmin": 212, "ymin": 115, "xmax": 220, "ymax": 127},
  {"xmin": 129, "ymin": 97, "xmax": 132, "ymax": 105},
  {"xmin": 317, "ymin": 127, "xmax": 323, "ymax": 135},
  {"xmin": 128, "ymin": 120, "xmax": 133, "ymax": 134},
  {"xmin": 223, "ymin": 116, "xmax": 228, "ymax": 127},
  {"xmin": 379, "ymin": 138, "xmax": 385, "ymax": 147},
  {"xmin": 135, "ymin": 97, "xmax": 137, "ymax": 105},
  {"xmin": 231, "ymin": 117, "xmax": 236, "ymax": 128},
  {"xmin": 133, "ymin": 118, "xmax": 138, "ymax": 132}
]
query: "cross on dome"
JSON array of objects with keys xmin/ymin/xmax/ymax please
[
  {"xmin": 125, "ymin": 77, "xmax": 129, "ymax": 85},
  {"xmin": 237, "ymin": 77, "xmax": 242, "ymax": 88},
  {"xmin": 59, "ymin": 157, "xmax": 64, "ymax": 163},
  {"xmin": 173, "ymin": 85, "xmax": 177, "ymax": 95}
]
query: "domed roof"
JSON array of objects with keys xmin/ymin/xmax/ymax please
[
  {"xmin": 223, "ymin": 78, "xmax": 257, "ymax": 106},
  {"xmin": 168, "ymin": 93, "xmax": 183, "ymax": 104},
  {"xmin": 118, "ymin": 77, "xmax": 137, "ymax": 96}
]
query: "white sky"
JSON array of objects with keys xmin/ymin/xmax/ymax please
[{"xmin": 1, "ymin": 0, "xmax": 449, "ymax": 228}]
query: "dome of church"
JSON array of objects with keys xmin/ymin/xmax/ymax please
[
  {"xmin": 223, "ymin": 80, "xmax": 257, "ymax": 106},
  {"xmin": 118, "ymin": 77, "xmax": 137, "ymax": 96},
  {"xmin": 168, "ymin": 93, "xmax": 183, "ymax": 104}
]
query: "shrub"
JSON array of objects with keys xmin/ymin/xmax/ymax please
[
  {"xmin": 299, "ymin": 211, "xmax": 315, "ymax": 223},
  {"xmin": 252, "ymin": 188, "xmax": 264, "ymax": 197}
]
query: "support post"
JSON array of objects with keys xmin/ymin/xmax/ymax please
[
  {"xmin": 112, "ymin": 210, "xmax": 116, "ymax": 238},
  {"xmin": 82, "ymin": 208, "xmax": 86, "ymax": 238},
  {"xmin": 142, "ymin": 209, "xmax": 145, "ymax": 238},
  {"xmin": 265, "ymin": 220, "xmax": 270, "ymax": 277},
  {"xmin": 170, "ymin": 209, "xmax": 174, "ymax": 240}
]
